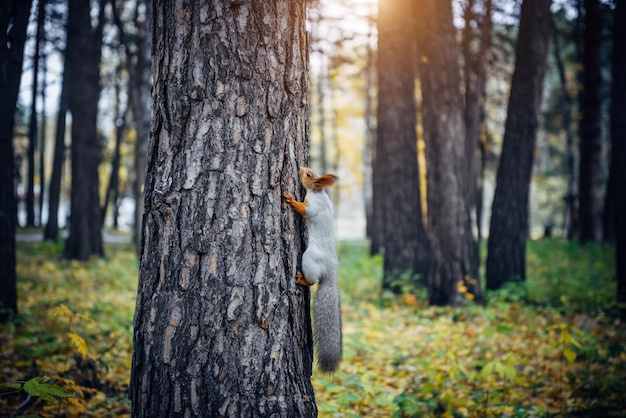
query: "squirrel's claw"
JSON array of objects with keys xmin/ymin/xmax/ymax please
[{"xmin": 282, "ymin": 192, "xmax": 293, "ymax": 201}]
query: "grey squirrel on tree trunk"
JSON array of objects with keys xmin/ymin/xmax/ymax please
[{"xmin": 283, "ymin": 167, "xmax": 342, "ymax": 373}]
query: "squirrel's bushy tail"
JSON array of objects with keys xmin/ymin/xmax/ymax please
[{"xmin": 314, "ymin": 276, "xmax": 342, "ymax": 373}]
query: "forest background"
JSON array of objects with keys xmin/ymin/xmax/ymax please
[{"xmin": 1, "ymin": 0, "xmax": 625, "ymax": 416}]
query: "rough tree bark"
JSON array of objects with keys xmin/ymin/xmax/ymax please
[
  {"xmin": 64, "ymin": 0, "xmax": 105, "ymax": 259},
  {"xmin": 486, "ymin": 0, "xmax": 551, "ymax": 290},
  {"xmin": 130, "ymin": 1, "xmax": 316, "ymax": 416},
  {"xmin": 417, "ymin": 0, "xmax": 482, "ymax": 305},
  {"xmin": 0, "ymin": 0, "xmax": 32, "ymax": 321},
  {"xmin": 610, "ymin": 0, "xmax": 626, "ymax": 320},
  {"xmin": 373, "ymin": 0, "xmax": 430, "ymax": 292}
]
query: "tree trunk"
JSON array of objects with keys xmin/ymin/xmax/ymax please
[
  {"xmin": 375, "ymin": 0, "xmax": 430, "ymax": 292},
  {"xmin": 39, "ymin": 46, "xmax": 47, "ymax": 226},
  {"xmin": 462, "ymin": 0, "xmax": 491, "ymax": 254},
  {"xmin": 132, "ymin": 0, "xmax": 151, "ymax": 254},
  {"xmin": 0, "ymin": 0, "xmax": 32, "ymax": 322},
  {"xmin": 416, "ymin": 0, "xmax": 481, "ymax": 305},
  {"xmin": 552, "ymin": 15, "xmax": 577, "ymax": 240},
  {"xmin": 43, "ymin": 62, "xmax": 68, "ymax": 242},
  {"xmin": 26, "ymin": 0, "xmax": 46, "ymax": 227},
  {"xmin": 577, "ymin": 0, "xmax": 603, "ymax": 243},
  {"xmin": 486, "ymin": 0, "xmax": 551, "ymax": 290},
  {"xmin": 64, "ymin": 0, "xmax": 104, "ymax": 260},
  {"xmin": 101, "ymin": 64, "xmax": 126, "ymax": 227},
  {"xmin": 129, "ymin": 1, "xmax": 316, "ymax": 416},
  {"xmin": 363, "ymin": 13, "xmax": 377, "ymax": 251},
  {"xmin": 610, "ymin": 0, "xmax": 626, "ymax": 320}
]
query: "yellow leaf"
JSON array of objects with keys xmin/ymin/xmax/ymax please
[
  {"xmin": 563, "ymin": 348, "xmax": 577, "ymax": 364},
  {"xmin": 68, "ymin": 332, "xmax": 89, "ymax": 358},
  {"xmin": 53, "ymin": 304, "xmax": 73, "ymax": 319},
  {"xmin": 401, "ymin": 292, "xmax": 418, "ymax": 307}
]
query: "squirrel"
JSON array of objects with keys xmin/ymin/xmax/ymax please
[{"xmin": 283, "ymin": 167, "xmax": 342, "ymax": 373}]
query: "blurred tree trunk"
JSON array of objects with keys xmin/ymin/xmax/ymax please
[
  {"xmin": 374, "ymin": 0, "xmax": 430, "ymax": 292},
  {"xmin": 486, "ymin": 0, "xmax": 551, "ymax": 290},
  {"xmin": 39, "ymin": 46, "xmax": 47, "ymax": 226},
  {"xmin": 43, "ymin": 62, "xmax": 68, "ymax": 242},
  {"xmin": 363, "ymin": 13, "xmax": 377, "ymax": 252},
  {"xmin": 610, "ymin": 0, "xmax": 626, "ymax": 320},
  {"xmin": 577, "ymin": 0, "xmax": 603, "ymax": 243},
  {"xmin": 129, "ymin": 1, "xmax": 316, "ymax": 416},
  {"xmin": 417, "ymin": 0, "xmax": 482, "ymax": 305},
  {"xmin": 0, "ymin": 0, "xmax": 32, "ymax": 322},
  {"xmin": 462, "ymin": 0, "xmax": 491, "ymax": 251},
  {"xmin": 64, "ymin": 0, "xmax": 105, "ymax": 260},
  {"xmin": 130, "ymin": 1, "xmax": 151, "ymax": 254},
  {"xmin": 111, "ymin": 0, "xmax": 151, "ymax": 247},
  {"xmin": 26, "ymin": 0, "xmax": 46, "ymax": 227},
  {"xmin": 552, "ymin": 15, "xmax": 577, "ymax": 240},
  {"xmin": 101, "ymin": 64, "xmax": 126, "ymax": 227}
]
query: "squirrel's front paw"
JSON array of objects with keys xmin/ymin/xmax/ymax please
[{"xmin": 282, "ymin": 192, "xmax": 293, "ymax": 202}]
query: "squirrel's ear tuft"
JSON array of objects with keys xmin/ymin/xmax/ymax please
[{"xmin": 313, "ymin": 174, "xmax": 339, "ymax": 190}]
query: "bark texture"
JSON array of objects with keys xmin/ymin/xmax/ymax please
[
  {"xmin": 486, "ymin": 0, "xmax": 551, "ymax": 290},
  {"xmin": 374, "ymin": 0, "xmax": 430, "ymax": 291},
  {"xmin": 611, "ymin": 0, "xmax": 626, "ymax": 319},
  {"xmin": 130, "ymin": 1, "xmax": 316, "ymax": 416},
  {"xmin": 417, "ymin": 0, "xmax": 482, "ymax": 305},
  {"xmin": 64, "ymin": 0, "xmax": 104, "ymax": 259},
  {"xmin": 0, "ymin": 0, "xmax": 31, "ymax": 322}
]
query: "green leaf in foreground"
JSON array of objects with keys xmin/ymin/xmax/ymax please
[
  {"xmin": 7, "ymin": 376, "xmax": 76, "ymax": 402},
  {"xmin": 1, "ymin": 382, "xmax": 23, "ymax": 390}
]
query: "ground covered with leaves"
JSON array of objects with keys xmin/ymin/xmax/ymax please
[{"xmin": 1, "ymin": 238, "xmax": 624, "ymax": 417}]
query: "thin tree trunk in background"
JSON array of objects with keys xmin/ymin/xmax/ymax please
[
  {"xmin": 552, "ymin": 15, "xmax": 577, "ymax": 240},
  {"xmin": 578, "ymin": 0, "xmax": 603, "ymax": 243},
  {"xmin": 39, "ymin": 46, "xmax": 47, "ymax": 226},
  {"xmin": 130, "ymin": 1, "xmax": 316, "ymax": 415},
  {"xmin": 112, "ymin": 0, "xmax": 150, "ymax": 251},
  {"xmin": 0, "ymin": 0, "xmax": 32, "ymax": 322},
  {"xmin": 610, "ymin": 0, "xmax": 626, "ymax": 319},
  {"xmin": 43, "ymin": 63, "xmax": 68, "ymax": 242},
  {"xmin": 64, "ymin": 0, "xmax": 105, "ymax": 260},
  {"xmin": 486, "ymin": 0, "xmax": 551, "ymax": 290},
  {"xmin": 101, "ymin": 65, "xmax": 126, "ymax": 227},
  {"xmin": 375, "ymin": 0, "xmax": 430, "ymax": 292},
  {"xmin": 27, "ymin": 0, "xmax": 46, "ymax": 227},
  {"xmin": 131, "ymin": 0, "xmax": 150, "ymax": 254},
  {"xmin": 363, "ymin": 12, "xmax": 376, "ymax": 249},
  {"xmin": 462, "ymin": 0, "xmax": 491, "ymax": 254}
]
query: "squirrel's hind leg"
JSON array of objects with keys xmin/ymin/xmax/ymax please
[{"xmin": 300, "ymin": 252, "xmax": 322, "ymax": 286}]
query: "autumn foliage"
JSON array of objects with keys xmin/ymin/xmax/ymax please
[{"xmin": 1, "ymin": 240, "xmax": 624, "ymax": 417}]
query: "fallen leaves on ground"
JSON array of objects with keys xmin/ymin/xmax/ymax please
[{"xmin": 1, "ymin": 239, "xmax": 624, "ymax": 417}]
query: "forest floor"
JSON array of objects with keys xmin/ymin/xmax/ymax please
[{"xmin": 1, "ymin": 239, "xmax": 624, "ymax": 417}]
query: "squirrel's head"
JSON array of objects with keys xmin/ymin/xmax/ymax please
[{"xmin": 299, "ymin": 167, "xmax": 339, "ymax": 192}]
